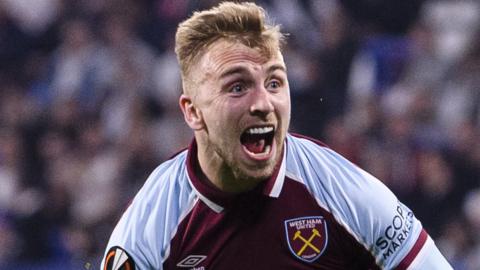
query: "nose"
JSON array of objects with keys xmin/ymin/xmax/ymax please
[{"xmin": 249, "ymin": 86, "xmax": 274, "ymax": 117}]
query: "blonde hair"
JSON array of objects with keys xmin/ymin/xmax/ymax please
[{"xmin": 175, "ymin": 1, "xmax": 285, "ymax": 91}]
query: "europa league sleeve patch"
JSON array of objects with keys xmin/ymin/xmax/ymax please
[{"xmin": 104, "ymin": 246, "xmax": 136, "ymax": 270}]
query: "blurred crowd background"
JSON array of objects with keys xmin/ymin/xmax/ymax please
[{"xmin": 0, "ymin": 0, "xmax": 479, "ymax": 269}]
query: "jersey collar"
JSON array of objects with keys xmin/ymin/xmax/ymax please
[{"xmin": 185, "ymin": 138, "xmax": 287, "ymax": 213}]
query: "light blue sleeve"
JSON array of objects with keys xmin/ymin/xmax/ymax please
[
  {"xmin": 100, "ymin": 152, "xmax": 196, "ymax": 270},
  {"xmin": 100, "ymin": 165, "xmax": 168, "ymax": 270},
  {"xmin": 100, "ymin": 202, "xmax": 159, "ymax": 270},
  {"xmin": 285, "ymin": 135, "xmax": 452, "ymax": 269}
]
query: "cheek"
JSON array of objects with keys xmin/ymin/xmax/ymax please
[
  {"xmin": 204, "ymin": 103, "xmax": 237, "ymax": 132},
  {"xmin": 275, "ymin": 94, "xmax": 291, "ymax": 118}
]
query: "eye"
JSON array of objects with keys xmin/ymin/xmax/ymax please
[
  {"xmin": 267, "ymin": 80, "xmax": 281, "ymax": 90},
  {"xmin": 229, "ymin": 83, "xmax": 246, "ymax": 94}
]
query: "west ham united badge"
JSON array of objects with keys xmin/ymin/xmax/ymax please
[{"xmin": 284, "ymin": 216, "xmax": 328, "ymax": 263}]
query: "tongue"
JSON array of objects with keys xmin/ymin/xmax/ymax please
[{"xmin": 244, "ymin": 138, "xmax": 266, "ymax": 154}]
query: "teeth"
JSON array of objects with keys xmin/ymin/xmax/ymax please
[{"xmin": 246, "ymin": 126, "xmax": 274, "ymax": 135}]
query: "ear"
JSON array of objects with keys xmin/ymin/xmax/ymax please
[{"xmin": 179, "ymin": 94, "xmax": 204, "ymax": 130}]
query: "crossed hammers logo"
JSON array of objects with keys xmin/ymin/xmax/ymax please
[{"xmin": 293, "ymin": 228, "xmax": 322, "ymax": 256}]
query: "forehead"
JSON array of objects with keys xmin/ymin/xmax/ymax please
[{"xmin": 197, "ymin": 40, "xmax": 284, "ymax": 79}]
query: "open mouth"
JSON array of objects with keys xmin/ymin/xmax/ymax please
[{"xmin": 240, "ymin": 126, "xmax": 275, "ymax": 156}]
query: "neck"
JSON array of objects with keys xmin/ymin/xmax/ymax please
[{"xmin": 195, "ymin": 137, "xmax": 260, "ymax": 194}]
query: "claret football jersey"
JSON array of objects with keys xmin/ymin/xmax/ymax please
[{"xmin": 101, "ymin": 134, "xmax": 452, "ymax": 270}]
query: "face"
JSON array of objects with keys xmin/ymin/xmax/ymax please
[{"xmin": 180, "ymin": 40, "xmax": 291, "ymax": 186}]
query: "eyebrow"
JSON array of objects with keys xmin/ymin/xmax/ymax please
[
  {"xmin": 267, "ymin": 64, "xmax": 287, "ymax": 74},
  {"xmin": 219, "ymin": 66, "xmax": 248, "ymax": 79},
  {"xmin": 219, "ymin": 63, "xmax": 287, "ymax": 79}
]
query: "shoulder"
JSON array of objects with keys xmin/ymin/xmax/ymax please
[
  {"xmin": 285, "ymin": 133, "xmax": 374, "ymax": 194},
  {"xmin": 102, "ymin": 149, "xmax": 198, "ymax": 269},
  {"xmin": 127, "ymin": 150, "xmax": 192, "ymax": 216},
  {"xmin": 138, "ymin": 150, "xmax": 191, "ymax": 203},
  {"xmin": 286, "ymin": 133, "xmax": 389, "ymax": 200},
  {"xmin": 285, "ymin": 133, "xmax": 427, "ymax": 269},
  {"xmin": 284, "ymin": 133, "xmax": 332, "ymax": 179}
]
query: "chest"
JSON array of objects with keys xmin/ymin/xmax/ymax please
[{"xmin": 163, "ymin": 180, "xmax": 378, "ymax": 270}]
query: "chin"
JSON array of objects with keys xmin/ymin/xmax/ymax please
[{"xmin": 234, "ymin": 163, "xmax": 276, "ymax": 182}]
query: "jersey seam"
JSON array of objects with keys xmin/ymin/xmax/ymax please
[{"xmin": 162, "ymin": 194, "xmax": 201, "ymax": 264}]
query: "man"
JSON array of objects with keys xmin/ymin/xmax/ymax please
[{"xmin": 101, "ymin": 2, "xmax": 452, "ymax": 269}]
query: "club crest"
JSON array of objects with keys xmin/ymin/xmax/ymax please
[{"xmin": 284, "ymin": 216, "xmax": 328, "ymax": 262}]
